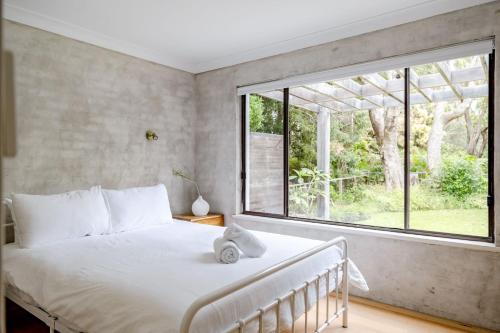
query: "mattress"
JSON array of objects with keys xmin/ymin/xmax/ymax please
[{"xmin": 3, "ymin": 220, "xmax": 367, "ymax": 333}]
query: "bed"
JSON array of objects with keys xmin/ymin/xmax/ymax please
[
  {"xmin": 3, "ymin": 220, "xmax": 367, "ymax": 333},
  {"xmin": 3, "ymin": 184, "xmax": 368, "ymax": 333}
]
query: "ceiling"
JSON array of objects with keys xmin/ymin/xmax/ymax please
[{"xmin": 4, "ymin": 0, "xmax": 494, "ymax": 74}]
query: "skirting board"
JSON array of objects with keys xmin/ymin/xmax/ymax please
[{"xmin": 349, "ymin": 295, "xmax": 497, "ymax": 333}]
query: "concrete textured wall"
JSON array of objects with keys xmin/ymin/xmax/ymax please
[
  {"xmin": 195, "ymin": 2, "xmax": 500, "ymax": 330},
  {"xmin": 3, "ymin": 21, "xmax": 197, "ymax": 214}
]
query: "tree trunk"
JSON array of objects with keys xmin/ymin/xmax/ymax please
[
  {"xmin": 369, "ymin": 109, "xmax": 384, "ymax": 146},
  {"xmin": 464, "ymin": 106, "xmax": 487, "ymax": 157},
  {"xmin": 369, "ymin": 107, "xmax": 403, "ymax": 191},
  {"xmin": 382, "ymin": 107, "xmax": 404, "ymax": 191},
  {"xmin": 427, "ymin": 103, "xmax": 446, "ymax": 174},
  {"xmin": 478, "ymin": 127, "xmax": 488, "ymax": 157},
  {"xmin": 427, "ymin": 101, "xmax": 470, "ymax": 174}
]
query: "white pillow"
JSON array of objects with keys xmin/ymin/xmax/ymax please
[
  {"xmin": 103, "ymin": 184, "xmax": 173, "ymax": 233},
  {"xmin": 11, "ymin": 186, "xmax": 110, "ymax": 248}
]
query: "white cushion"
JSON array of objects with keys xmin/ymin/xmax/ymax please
[
  {"xmin": 11, "ymin": 186, "xmax": 110, "ymax": 248},
  {"xmin": 103, "ymin": 184, "xmax": 173, "ymax": 233}
]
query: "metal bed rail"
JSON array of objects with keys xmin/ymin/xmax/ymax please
[
  {"xmin": 180, "ymin": 236, "xmax": 349, "ymax": 333},
  {"xmin": 5, "ymin": 288, "xmax": 83, "ymax": 333}
]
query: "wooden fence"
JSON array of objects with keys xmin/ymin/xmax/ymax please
[{"xmin": 248, "ymin": 132, "xmax": 283, "ymax": 213}]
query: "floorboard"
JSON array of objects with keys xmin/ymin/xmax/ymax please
[
  {"xmin": 290, "ymin": 297, "xmax": 475, "ymax": 333},
  {"xmin": 6, "ymin": 296, "xmax": 492, "ymax": 333}
]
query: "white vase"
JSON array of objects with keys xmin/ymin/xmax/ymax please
[{"xmin": 192, "ymin": 195, "xmax": 209, "ymax": 216}]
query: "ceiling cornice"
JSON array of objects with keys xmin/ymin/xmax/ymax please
[
  {"xmin": 189, "ymin": 0, "xmax": 494, "ymax": 73},
  {"xmin": 4, "ymin": 3, "xmax": 194, "ymax": 72},
  {"xmin": 4, "ymin": 0, "xmax": 494, "ymax": 74}
]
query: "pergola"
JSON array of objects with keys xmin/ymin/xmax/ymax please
[{"xmin": 256, "ymin": 55, "xmax": 489, "ymax": 219}]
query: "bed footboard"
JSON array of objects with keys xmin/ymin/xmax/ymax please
[{"xmin": 180, "ymin": 236, "xmax": 349, "ymax": 333}]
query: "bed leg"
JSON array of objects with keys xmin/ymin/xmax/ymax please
[
  {"xmin": 342, "ymin": 296, "xmax": 348, "ymax": 328},
  {"xmin": 342, "ymin": 258, "xmax": 349, "ymax": 328},
  {"xmin": 49, "ymin": 316, "xmax": 56, "ymax": 333}
]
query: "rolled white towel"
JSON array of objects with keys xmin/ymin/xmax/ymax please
[
  {"xmin": 213, "ymin": 237, "xmax": 240, "ymax": 264},
  {"xmin": 223, "ymin": 223, "xmax": 266, "ymax": 258}
]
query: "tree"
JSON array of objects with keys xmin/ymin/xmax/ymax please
[
  {"xmin": 369, "ymin": 107, "xmax": 404, "ymax": 191},
  {"xmin": 289, "ymin": 106, "xmax": 317, "ymax": 171},
  {"xmin": 248, "ymin": 94, "xmax": 285, "ymax": 134},
  {"xmin": 427, "ymin": 101, "xmax": 470, "ymax": 174},
  {"xmin": 249, "ymin": 95, "xmax": 264, "ymax": 131},
  {"xmin": 464, "ymin": 98, "xmax": 488, "ymax": 157}
]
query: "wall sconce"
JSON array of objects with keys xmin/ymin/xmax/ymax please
[{"xmin": 146, "ymin": 130, "xmax": 158, "ymax": 141}]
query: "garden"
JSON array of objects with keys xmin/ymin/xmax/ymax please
[{"xmin": 285, "ymin": 103, "xmax": 489, "ymax": 236}]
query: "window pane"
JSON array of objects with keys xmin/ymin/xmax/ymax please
[
  {"xmin": 288, "ymin": 90, "xmax": 318, "ymax": 218},
  {"xmin": 409, "ymin": 54, "xmax": 489, "ymax": 236},
  {"xmin": 246, "ymin": 91, "xmax": 284, "ymax": 214},
  {"xmin": 288, "ymin": 69, "xmax": 405, "ymax": 229}
]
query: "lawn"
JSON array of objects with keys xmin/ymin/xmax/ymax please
[
  {"xmin": 291, "ymin": 184, "xmax": 489, "ymax": 237},
  {"xmin": 348, "ymin": 209, "xmax": 488, "ymax": 237}
]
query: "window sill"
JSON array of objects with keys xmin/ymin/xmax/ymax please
[{"xmin": 232, "ymin": 214, "xmax": 500, "ymax": 253}]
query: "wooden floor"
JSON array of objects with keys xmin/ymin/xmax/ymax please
[
  {"xmin": 290, "ymin": 296, "xmax": 484, "ymax": 333},
  {"xmin": 6, "ymin": 297, "xmax": 493, "ymax": 333}
]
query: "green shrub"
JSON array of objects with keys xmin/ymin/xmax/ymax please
[
  {"xmin": 439, "ymin": 156, "xmax": 484, "ymax": 199},
  {"xmin": 331, "ymin": 184, "xmax": 486, "ymax": 215},
  {"xmin": 410, "ymin": 151, "xmax": 428, "ymax": 173},
  {"xmin": 289, "ymin": 167, "xmax": 329, "ymax": 216},
  {"xmin": 331, "ymin": 184, "xmax": 365, "ymax": 204}
]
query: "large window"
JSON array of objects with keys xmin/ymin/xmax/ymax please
[{"xmin": 242, "ymin": 43, "xmax": 495, "ymax": 241}]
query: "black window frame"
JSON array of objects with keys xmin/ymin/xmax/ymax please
[{"xmin": 241, "ymin": 50, "xmax": 495, "ymax": 243}]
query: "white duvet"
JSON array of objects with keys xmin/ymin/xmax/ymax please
[{"xmin": 3, "ymin": 221, "xmax": 368, "ymax": 333}]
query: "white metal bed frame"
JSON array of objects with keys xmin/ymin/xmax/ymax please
[{"xmin": 5, "ymin": 236, "xmax": 349, "ymax": 333}]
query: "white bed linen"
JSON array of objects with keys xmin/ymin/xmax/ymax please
[{"xmin": 3, "ymin": 221, "xmax": 367, "ymax": 333}]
